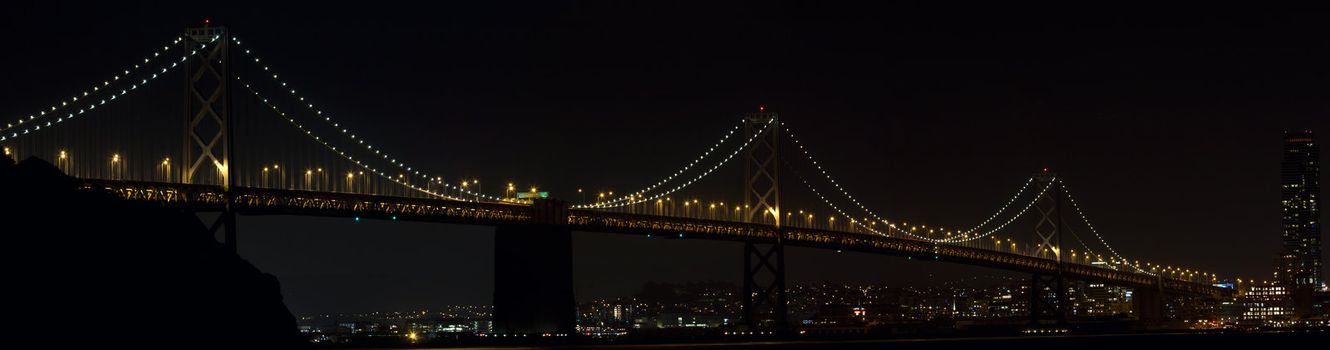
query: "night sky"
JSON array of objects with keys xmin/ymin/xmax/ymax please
[{"xmin": 3, "ymin": 3, "xmax": 1327, "ymax": 315}]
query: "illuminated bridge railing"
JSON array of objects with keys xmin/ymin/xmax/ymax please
[
  {"xmin": 568, "ymin": 210, "xmax": 778, "ymax": 240},
  {"xmin": 81, "ymin": 180, "xmax": 532, "ymax": 225},
  {"xmin": 785, "ymin": 227, "xmax": 1062, "ymax": 272},
  {"xmin": 232, "ymin": 188, "xmax": 531, "ymax": 224},
  {"xmin": 80, "ymin": 180, "xmax": 228, "ymax": 210}
]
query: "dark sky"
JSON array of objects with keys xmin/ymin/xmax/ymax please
[{"xmin": 3, "ymin": 3, "xmax": 1327, "ymax": 315}]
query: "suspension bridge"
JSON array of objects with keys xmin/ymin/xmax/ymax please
[{"xmin": 1, "ymin": 26, "xmax": 1230, "ymax": 334}]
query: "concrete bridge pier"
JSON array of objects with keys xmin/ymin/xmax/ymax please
[
  {"xmin": 1132, "ymin": 285, "xmax": 1166, "ymax": 326},
  {"xmin": 492, "ymin": 199, "xmax": 575, "ymax": 335}
]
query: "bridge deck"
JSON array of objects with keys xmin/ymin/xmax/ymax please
[{"xmin": 80, "ymin": 180, "xmax": 1228, "ymax": 298}]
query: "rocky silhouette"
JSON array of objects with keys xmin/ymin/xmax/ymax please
[{"xmin": 0, "ymin": 155, "xmax": 309, "ymax": 348}]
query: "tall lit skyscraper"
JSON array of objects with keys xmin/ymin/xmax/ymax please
[{"xmin": 1279, "ymin": 130, "xmax": 1322, "ymax": 289}]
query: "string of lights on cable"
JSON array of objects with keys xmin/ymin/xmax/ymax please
[
  {"xmin": 2, "ymin": 41, "xmax": 200, "ymax": 143},
  {"xmin": 781, "ymin": 120, "xmax": 1184, "ymax": 277},
  {"xmin": 961, "ymin": 177, "xmax": 1034, "ymax": 234},
  {"xmin": 583, "ymin": 120, "xmax": 745, "ymax": 207},
  {"xmin": 783, "ymin": 124, "xmax": 932, "ymax": 238},
  {"xmin": 794, "ymin": 173, "xmax": 891, "ymax": 237},
  {"xmin": 235, "ymin": 74, "xmax": 470, "ymax": 202},
  {"xmin": 1063, "ymin": 224, "xmax": 1103, "ymax": 264},
  {"xmin": 934, "ymin": 179, "xmax": 1054, "ymax": 243},
  {"xmin": 784, "ymin": 122, "xmax": 1044, "ymax": 244},
  {"xmin": 575, "ymin": 117, "xmax": 775, "ymax": 209},
  {"xmin": 2, "ymin": 36, "xmax": 186, "ymax": 136},
  {"xmin": 793, "ymin": 155, "xmax": 1054, "ymax": 244},
  {"xmin": 1058, "ymin": 180, "xmax": 1154, "ymax": 275},
  {"xmin": 228, "ymin": 36, "xmax": 500, "ymax": 202},
  {"xmin": 797, "ymin": 170, "xmax": 1182, "ymax": 280}
]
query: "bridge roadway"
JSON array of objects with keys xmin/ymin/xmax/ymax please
[{"xmin": 81, "ymin": 179, "xmax": 1228, "ymax": 298}]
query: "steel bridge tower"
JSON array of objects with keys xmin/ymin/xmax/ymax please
[
  {"xmin": 742, "ymin": 111, "xmax": 787, "ymax": 330},
  {"xmin": 183, "ymin": 25, "xmax": 237, "ymax": 251},
  {"xmin": 1029, "ymin": 171, "xmax": 1066, "ymax": 325}
]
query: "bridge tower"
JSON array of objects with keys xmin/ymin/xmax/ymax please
[
  {"xmin": 741, "ymin": 111, "xmax": 787, "ymax": 330},
  {"xmin": 1028, "ymin": 171, "xmax": 1067, "ymax": 325},
  {"xmin": 183, "ymin": 25, "xmax": 236, "ymax": 251}
]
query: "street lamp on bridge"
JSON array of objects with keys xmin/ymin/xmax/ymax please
[
  {"xmin": 109, "ymin": 153, "xmax": 122, "ymax": 180},
  {"xmin": 56, "ymin": 149, "xmax": 70, "ymax": 174},
  {"xmin": 160, "ymin": 157, "xmax": 171, "ymax": 182}
]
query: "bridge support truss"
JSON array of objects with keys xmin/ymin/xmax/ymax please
[
  {"xmin": 741, "ymin": 112, "xmax": 787, "ymax": 329},
  {"xmin": 183, "ymin": 26, "xmax": 237, "ymax": 251},
  {"xmin": 1029, "ymin": 272, "xmax": 1067, "ymax": 324},
  {"xmin": 743, "ymin": 241, "xmax": 787, "ymax": 329},
  {"xmin": 1029, "ymin": 172, "xmax": 1067, "ymax": 325}
]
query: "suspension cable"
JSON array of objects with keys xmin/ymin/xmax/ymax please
[
  {"xmin": 1063, "ymin": 224, "xmax": 1102, "ymax": 263},
  {"xmin": 787, "ymin": 162, "xmax": 892, "ymax": 237},
  {"xmin": 235, "ymin": 74, "xmax": 466, "ymax": 201},
  {"xmin": 935, "ymin": 179, "xmax": 1055, "ymax": 243},
  {"xmin": 961, "ymin": 177, "xmax": 1034, "ymax": 234},
  {"xmin": 784, "ymin": 122, "xmax": 1046, "ymax": 243},
  {"xmin": 575, "ymin": 117, "xmax": 775, "ymax": 209},
  {"xmin": 1058, "ymin": 179, "xmax": 1153, "ymax": 275},
  {"xmin": 3, "ymin": 35, "xmax": 187, "ymax": 136},
  {"xmin": 3, "ymin": 40, "xmax": 197, "ymax": 143},
  {"xmin": 228, "ymin": 36, "xmax": 501, "ymax": 202},
  {"xmin": 582, "ymin": 120, "xmax": 744, "ymax": 207}
]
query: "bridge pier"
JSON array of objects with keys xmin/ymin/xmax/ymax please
[
  {"xmin": 1132, "ymin": 285, "xmax": 1165, "ymax": 326},
  {"xmin": 1028, "ymin": 272, "xmax": 1067, "ymax": 325},
  {"xmin": 492, "ymin": 200, "xmax": 575, "ymax": 335},
  {"xmin": 742, "ymin": 241, "xmax": 788, "ymax": 330}
]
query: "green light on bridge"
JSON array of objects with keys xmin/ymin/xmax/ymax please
[{"xmin": 515, "ymin": 191, "xmax": 549, "ymax": 199}]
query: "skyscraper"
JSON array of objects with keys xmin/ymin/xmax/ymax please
[{"xmin": 1279, "ymin": 130, "xmax": 1322, "ymax": 289}]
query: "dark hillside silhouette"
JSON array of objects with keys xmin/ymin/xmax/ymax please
[{"xmin": 0, "ymin": 154, "xmax": 309, "ymax": 348}]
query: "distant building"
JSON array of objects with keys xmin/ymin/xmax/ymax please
[
  {"xmin": 1279, "ymin": 131, "xmax": 1324, "ymax": 319},
  {"xmin": 1238, "ymin": 283, "xmax": 1294, "ymax": 326},
  {"xmin": 1309, "ymin": 289, "xmax": 1330, "ymax": 325},
  {"xmin": 1279, "ymin": 130, "xmax": 1323, "ymax": 288},
  {"xmin": 1074, "ymin": 283, "xmax": 1131, "ymax": 318}
]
